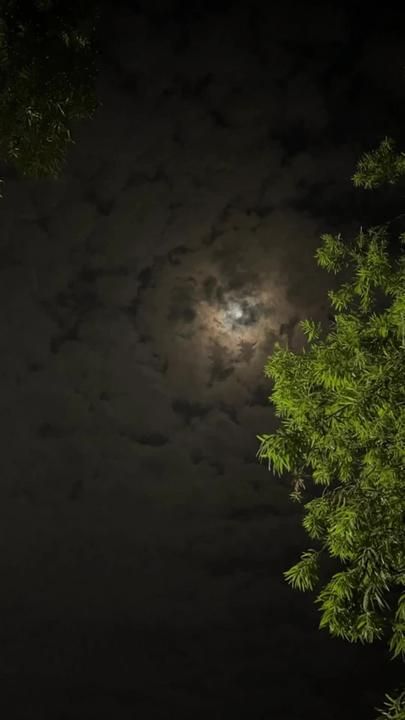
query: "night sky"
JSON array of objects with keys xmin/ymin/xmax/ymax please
[{"xmin": 1, "ymin": 1, "xmax": 405, "ymax": 718}]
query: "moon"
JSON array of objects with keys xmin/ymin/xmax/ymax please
[
  {"xmin": 197, "ymin": 288, "xmax": 274, "ymax": 356},
  {"xmin": 224, "ymin": 301, "xmax": 244, "ymax": 322}
]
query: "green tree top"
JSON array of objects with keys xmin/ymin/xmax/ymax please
[
  {"xmin": 352, "ymin": 137, "xmax": 405, "ymax": 190},
  {"xmin": 257, "ymin": 138, "xmax": 405, "ymax": 720}
]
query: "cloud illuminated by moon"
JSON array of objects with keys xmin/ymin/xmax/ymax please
[
  {"xmin": 129, "ymin": 206, "xmax": 313, "ymax": 397},
  {"xmin": 197, "ymin": 287, "xmax": 277, "ymax": 354},
  {"xmin": 224, "ymin": 300, "xmax": 244, "ymax": 323}
]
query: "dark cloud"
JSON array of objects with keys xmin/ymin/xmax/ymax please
[
  {"xmin": 217, "ymin": 400, "xmax": 239, "ymax": 423},
  {"xmin": 172, "ymin": 397, "xmax": 212, "ymax": 424},
  {"xmin": 190, "ymin": 447, "xmax": 205, "ymax": 464},
  {"xmin": 236, "ymin": 338, "xmax": 257, "ymax": 364},
  {"xmin": 167, "ymin": 243, "xmax": 193, "ymax": 265},
  {"xmin": 167, "ymin": 280, "xmax": 198, "ymax": 323},
  {"xmin": 37, "ymin": 421, "xmax": 72, "ymax": 439},
  {"xmin": 202, "ymin": 274, "xmax": 217, "ymax": 302},
  {"xmin": 83, "ymin": 186, "xmax": 116, "ymax": 216},
  {"xmin": 135, "ymin": 432, "xmax": 169, "ymax": 446},
  {"xmin": 248, "ymin": 382, "xmax": 272, "ymax": 407},
  {"xmin": 207, "ymin": 342, "xmax": 235, "ymax": 385},
  {"xmin": 137, "ymin": 265, "xmax": 155, "ymax": 289},
  {"xmin": 208, "ymin": 458, "xmax": 225, "ymax": 475}
]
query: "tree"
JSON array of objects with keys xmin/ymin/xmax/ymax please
[
  {"xmin": 256, "ymin": 138, "xmax": 405, "ymax": 720},
  {"xmin": 0, "ymin": 0, "xmax": 102, "ymax": 196}
]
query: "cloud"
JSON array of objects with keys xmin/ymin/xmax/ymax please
[{"xmin": 172, "ymin": 397, "xmax": 212, "ymax": 425}]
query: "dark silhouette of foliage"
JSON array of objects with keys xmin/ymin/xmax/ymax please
[{"xmin": 0, "ymin": 0, "xmax": 102, "ymax": 194}]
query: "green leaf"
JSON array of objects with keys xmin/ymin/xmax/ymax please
[
  {"xmin": 300, "ymin": 319, "xmax": 322, "ymax": 343},
  {"xmin": 284, "ymin": 550, "xmax": 320, "ymax": 592},
  {"xmin": 352, "ymin": 137, "xmax": 405, "ymax": 189}
]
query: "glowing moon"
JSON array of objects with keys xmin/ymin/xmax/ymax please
[
  {"xmin": 197, "ymin": 290, "xmax": 270, "ymax": 355},
  {"xmin": 225, "ymin": 301, "xmax": 244, "ymax": 322}
]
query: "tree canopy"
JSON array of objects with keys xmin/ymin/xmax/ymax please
[
  {"xmin": 0, "ymin": 0, "xmax": 102, "ymax": 194},
  {"xmin": 256, "ymin": 138, "xmax": 405, "ymax": 720}
]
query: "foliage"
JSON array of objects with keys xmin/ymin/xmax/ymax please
[
  {"xmin": 376, "ymin": 690, "xmax": 405, "ymax": 720},
  {"xmin": 257, "ymin": 140, "xmax": 405, "ymax": 718},
  {"xmin": 352, "ymin": 137, "xmax": 405, "ymax": 190},
  {"xmin": 0, "ymin": 0, "xmax": 102, "ymax": 194}
]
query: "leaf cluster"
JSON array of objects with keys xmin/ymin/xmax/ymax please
[
  {"xmin": 257, "ymin": 139, "xmax": 405, "ymax": 717},
  {"xmin": 0, "ymin": 0, "xmax": 102, "ymax": 188},
  {"xmin": 352, "ymin": 137, "xmax": 405, "ymax": 190}
]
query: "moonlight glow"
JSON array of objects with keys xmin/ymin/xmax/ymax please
[
  {"xmin": 218, "ymin": 297, "xmax": 264, "ymax": 332},
  {"xmin": 195, "ymin": 285, "xmax": 278, "ymax": 356},
  {"xmin": 224, "ymin": 301, "xmax": 244, "ymax": 323}
]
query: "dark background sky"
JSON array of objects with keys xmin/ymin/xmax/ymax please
[{"xmin": 0, "ymin": 1, "xmax": 404, "ymax": 718}]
